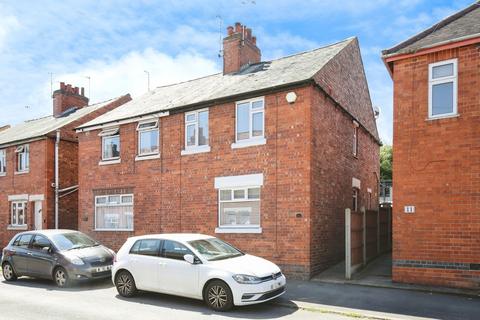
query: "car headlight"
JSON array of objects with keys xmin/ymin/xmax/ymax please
[
  {"xmin": 233, "ymin": 274, "xmax": 262, "ymax": 284},
  {"xmin": 67, "ymin": 256, "xmax": 85, "ymax": 266}
]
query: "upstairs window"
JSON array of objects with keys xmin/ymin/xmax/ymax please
[
  {"xmin": 185, "ymin": 109, "xmax": 209, "ymax": 149},
  {"xmin": 429, "ymin": 59, "xmax": 457, "ymax": 118},
  {"xmin": 99, "ymin": 128, "xmax": 120, "ymax": 161},
  {"xmin": 137, "ymin": 120, "xmax": 159, "ymax": 156},
  {"xmin": 236, "ymin": 98, "xmax": 264, "ymax": 142},
  {"xmin": 0, "ymin": 149, "xmax": 5, "ymax": 174},
  {"xmin": 15, "ymin": 144, "xmax": 29, "ymax": 172}
]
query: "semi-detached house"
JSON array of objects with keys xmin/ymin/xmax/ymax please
[
  {"xmin": 0, "ymin": 84, "xmax": 130, "ymax": 248},
  {"xmin": 76, "ymin": 23, "xmax": 380, "ymax": 279}
]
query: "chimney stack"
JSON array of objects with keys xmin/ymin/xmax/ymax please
[
  {"xmin": 52, "ymin": 82, "xmax": 89, "ymax": 117},
  {"xmin": 223, "ymin": 22, "xmax": 261, "ymax": 74}
]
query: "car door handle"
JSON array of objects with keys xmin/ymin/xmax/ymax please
[{"xmin": 27, "ymin": 252, "xmax": 33, "ymax": 255}]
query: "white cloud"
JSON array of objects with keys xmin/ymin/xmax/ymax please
[{"xmin": 0, "ymin": 8, "xmax": 20, "ymax": 51}]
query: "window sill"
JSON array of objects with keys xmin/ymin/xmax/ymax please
[
  {"xmin": 99, "ymin": 159, "xmax": 121, "ymax": 166},
  {"xmin": 94, "ymin": 229, "xmax": 133, "ymax": 232},
  {"xmin": 426, "ymin": 113, "xmax": 459, "ymax": 121},
  {"xmin": 231, "ymin": 138, "xmax": 266, "ymax": 149},
  {"xmin": 14, "ymin": 170, "xmax": 29, "ymax": 175},
  {"xmin": 135, "ymin": 154, "xmax": 160, "ymax": 161},
  {"xmin": 181, "ymin": 145, "xmax": 211, "ymax": 156},
  {"xmin": 0, "ymin": 172, "xmax": 6, "ymax": 177},
  {"xmin": 215, "ymin": 227, "xmax": 262, "ymax": 234},
  {"xmin": 7, "ymin": 225, "xmax": 28, "ymax": 231}
]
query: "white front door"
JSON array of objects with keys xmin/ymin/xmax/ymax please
[{"xmin": 34, "ymin": 201, "xmax": 42, "ymax": 230}]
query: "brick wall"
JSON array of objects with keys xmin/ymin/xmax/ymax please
[
  {"xmin": 310, "ymin": 87, "xmax": 380, "ymax": 275},
  {"xmin": 392, "ymin": 44, "xmax": 480, "ymax": 289}
]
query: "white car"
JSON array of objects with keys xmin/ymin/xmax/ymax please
[{"xmin": 112, "ymin": 234, "xmax": 286, "ymax": 311}]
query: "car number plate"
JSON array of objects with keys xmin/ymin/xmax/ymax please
[{"xmin": 95, "ymin": 265, "xmax": 112, "ymax": 272}]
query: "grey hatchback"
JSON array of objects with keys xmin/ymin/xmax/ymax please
[{"xmin": 1, "ymin": 230, "xmax": 115, "ymax": 287}]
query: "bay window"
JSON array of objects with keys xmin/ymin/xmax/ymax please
[{"xmin": 95, "ymin": 194, "xmax": 133, "ymax": 231}]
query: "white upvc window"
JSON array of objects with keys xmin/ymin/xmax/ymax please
[
  {"xmin": 353, "ymin": 122, "xmax": 359, "ymax": 157},
  {"xmin": 137, "ymin": 120, "xmax": 159, "ymax": 156},
  {"xmin": 182, "ymin": 109, "xmax": 210, "ymax": 155},
  {"xmin": 218, "ymin": 187, "xmax": 261, "ymax": 229},
  {"xmin": 15, "ymin": 144, "xmax": 29, "ymax": 172},
  {"xmin": 0, "ymin": 149, "xmax": 6, "ymax": 174},
  {"xmin": 11, "ymin": 201, "xmax": 27, "ymax": 226},
  {"xmin": 232, "ymin": 97, "xmax": 265, "ymax": 148},
  {"xmin": 95, "ymin": 194, "xmax": 134, "ymax": 231},
  {"xmin": 428, "ymin": 59, "xmax": 458, "ymax": 119},
  {"xmin": 352, "ymin": 188, "xmax": 358, "ymax": 212},
  {"xmin": 99, "ymin": 128, "xmax": 120, "ymax": 161},
  {"xmin": 214, "ymin": 173, "xmax": 263, "ymax": 233}
]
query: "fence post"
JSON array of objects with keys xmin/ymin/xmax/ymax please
[
  {"xmin": 377, "ymin": 209, "xmax": 380, "ymax": 254},
  {"xmin": 362, "ymin": 207, "xmax": 366, "ymax": 265},
  {"xmin": 345, "ymin": 208, "xmax": 351, "ymax": 280}
]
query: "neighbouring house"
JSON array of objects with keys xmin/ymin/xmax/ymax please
[
  {"xmin": 76, "ymin": 23, "xmax": 380, "ymax": 279},
  {"xmin": 0, "ymin": 83, "xmax": 131, "ymax": 248},
  {"xmin": 382, "ymin": 2, "xmax": 480, "ymax": 289}
]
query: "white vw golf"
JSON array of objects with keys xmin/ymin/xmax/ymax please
[{"xmin": 112, "ymin": 234, "xmax": 286, "ymax": 311}]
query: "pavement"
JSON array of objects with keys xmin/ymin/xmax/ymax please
[{"xmin": 1, "ymin": 273, "xmax": 479, "ymax": 320}]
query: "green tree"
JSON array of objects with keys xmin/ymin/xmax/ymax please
[{"xmin": 380, "ymin": 145, "xmax": 392, "ymax": 181}]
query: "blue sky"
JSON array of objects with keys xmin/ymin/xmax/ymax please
[{"xmin": 0, "ymin": 0, "xmax": 473, "ymax": 143}]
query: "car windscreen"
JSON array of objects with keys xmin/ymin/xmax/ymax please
[
  {"xmin": 51, "ymin": 232, "xmax": 99, "ymax": 251},
  {"xmin": 188, "ymin": 238, "xmax": 243, "ymax": 261}
]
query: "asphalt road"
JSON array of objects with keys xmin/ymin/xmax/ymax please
[{"xmin": 0, "ymin": 276, "xmax": 356, "ymax": 320}]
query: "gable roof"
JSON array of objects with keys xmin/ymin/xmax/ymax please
[
  {"xmin": 78, "ymin": 37, "xmax": 379, "ymax": 141},
  {"xmin": 383, "ymin": 2, "xmax": 480, "ymax": 57},
  {"xmin": 0, "ymin": 96, "xmax": 126, "ymax": 147}
]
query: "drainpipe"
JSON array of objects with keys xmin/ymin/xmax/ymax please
[{"xmin": 55, "ymin": 130, "xmax": 60, "ymax": 229}]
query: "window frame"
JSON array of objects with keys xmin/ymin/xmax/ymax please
[
  {"xmin": 0, "ymin": 149, "xmax": 6, "ymax": 175},
  {"xmin": 160, "ymin": 239, "xmax": 194, "ymax": 261},
  {"xmin": 94, "ymin": 194, "xmax": 134, "ymax": 231},
  {"xmin": 184, "ymin": 108, "xmax": 209, "ymax": 150},
  {"xmin": 352, "ymin": 188, "xmax": 358, "ymax": 212},
  {"xmin": 353, "ymin": 122, "xmax": 359, "ymax": 157},
  {"xmin": 217, "ymin": 186, "xmax": 261, "ymax": 230},
  {"xmin": 15, "ymin": 144, "xmax": 29, "ymax": 173},
  {"xmin": 100, "ymin": 128, "xmax": 120, "ymax": 161},
  {"xmin": 428, "ymin": 59, "xmax": 458, "ymax": 119},
  {"xmin": 235, "ymin": 97, "xmax": 265, "ymax": 143},
  {"xmin": 11, "ymin": 201, "xmax": 27, "ymax": 227},
  {"xmin": 136, "ymin": 120, "xmax": 160, "ymax": 157}
]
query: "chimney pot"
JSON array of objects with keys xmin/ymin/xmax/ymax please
[
  {"xmin": 246, "ymin": 28, "xmax": 252, "ymax": 40},
  {"xmin": 235, "ymin": 22, "xmax": 242, "ymax": 33},
  {"xmin": 81, "ymin": 87, "xmax": 85, "ymax": 96},
  {"xmin": 252, "ymin": 36, "xmax": 257, "ymax": 45},
  {"xmin": 60, "ymin": 82, "xmax": 66, "ymax": 90},
  {"xmin": 74, "ymin": 87, "xmax": 79, "ymax": 94},
  {"xmin": 227, "ymin": 26, "xmax": 234, "ymax": 36}
]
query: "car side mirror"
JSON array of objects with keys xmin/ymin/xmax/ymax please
[
  {"xmin": 42, "ymin": 247, "xmax": 53, "ymax": 253},
  {"xmin": 184, "ymin": 254, "xmax": 196, "ymax": 264}
]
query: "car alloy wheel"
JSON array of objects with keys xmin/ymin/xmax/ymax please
[
  {"xmin": 54, "ymin": 267, "xmax": 69, "ymax": 288},
  {"xmin": 115, "ymin": 271, "xmax": 137, "ymax": 297},
  {"xmin": 2, "ymin": 263, "xmax": 17, "ymax": 281},
  {"xmin": 205, "ymin": 280, "xmax": 233, "ymax": 311}
]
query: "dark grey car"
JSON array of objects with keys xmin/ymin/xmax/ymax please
[{"xmin": 1, "ymin": 230, "xmax": 115, "ymax": 287}]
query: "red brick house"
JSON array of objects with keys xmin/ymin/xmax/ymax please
[
  {"xmin": 0, "ymin": 83, "xmax": 130, "ymax": 248},
  {"xmin": 76, "ymin": 23, "xmax": 380, "ymax": 279},
  {"xmin": 382, "ymin": 2, "xmax": 480, "ymax": 289}
]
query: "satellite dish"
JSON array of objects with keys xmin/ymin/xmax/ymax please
[{"xmin": 373, "ymin": 105, "xmax": 380, "ymax": 119}]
